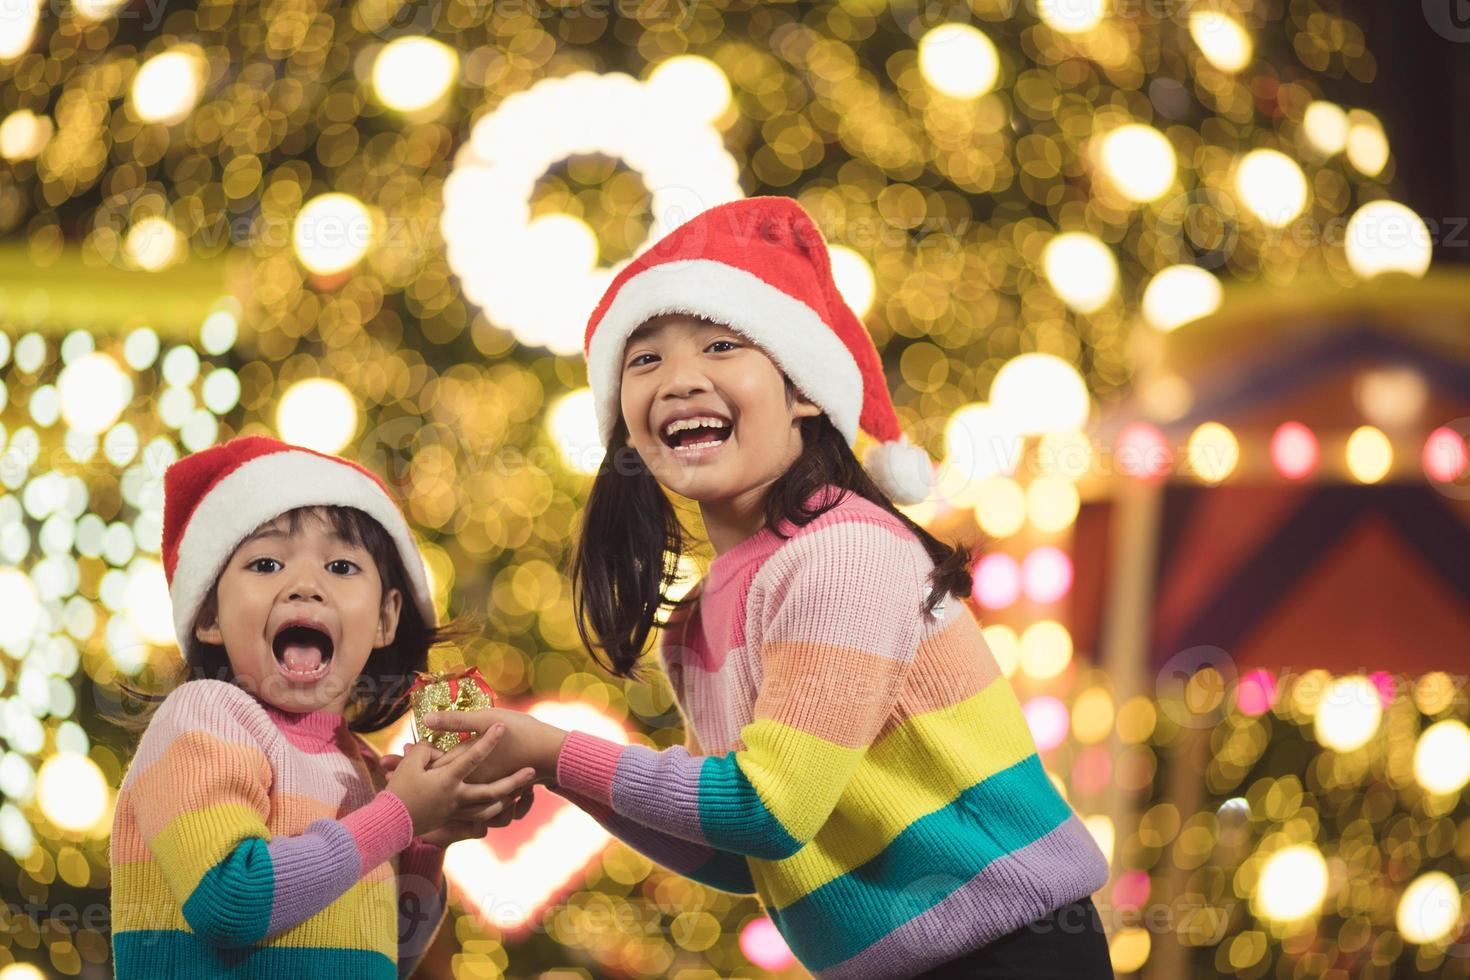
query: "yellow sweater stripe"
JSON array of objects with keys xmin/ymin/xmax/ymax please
[{"xmin": 753, "ymin": 676, "xmax": 1038, "ymax": 910}]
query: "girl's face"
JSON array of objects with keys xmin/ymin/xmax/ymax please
[
  {"xmin": 620, "ymin": 314, "xmax": 820, "ymax": 503},
  {"xmin": 195, "ymin": 511, "xmax": 402, "ymax": 716}
]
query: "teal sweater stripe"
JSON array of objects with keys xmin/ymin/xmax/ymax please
[
  {"xmin": 181, "ymin": 836, "xmax": 276, "ymax": 948},
  {"xmin": 696, "ymin": 754, "xmax": 803, "ymax": 860},
  {"xmin": 113, "ymin": 931, "xmax": 396, "ymax": 978},
  {"xmin": 769, "ymin": 754, "xmax": 1073, "ymax": 970}
]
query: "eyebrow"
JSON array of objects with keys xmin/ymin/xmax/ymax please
[{"xmin": 239, "ymin": 527, "xmax": 358, "ymax": 548}]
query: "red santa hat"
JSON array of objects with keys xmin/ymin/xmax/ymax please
[
  {"xmin": 582, "ymin": 196, "xmax": 934, "ymax": 505},
  {"xmin": 160, "ymin": 435, "xmax": 436, "ymax": 652}
]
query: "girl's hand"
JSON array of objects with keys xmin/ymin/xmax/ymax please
[
  {"xmin": 386, "ymin": 729, "xmax": 538, "ymax": 837},
  {"xmin": 421, "ymin": 708, "xmax": 568, "ymax": 785}
]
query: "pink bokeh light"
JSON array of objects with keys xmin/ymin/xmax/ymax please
[
  {"xmin": 1021, "ymin": 546, "xmax": 1074, "ymax": 604},
  {"xmin": 973, "ymin": 553, "xmax": 1022, "ymax": 609},
  {"xmin": 740, "ymin": 917, "xmax": 796, "ymax": 971},
  {"xmin": 1023, "ymin": 696, "xmax": 1071, "ymax": 752},
  {"xmin": 1271, "ymin": 421, "xmax": 1319, "ymax": 480},
  {"xmin": 1423, "ymin": 426, "xmax": 1470, "ymax": 483},
  {"xmin": 1235, "ymin": 669, "xmax": 1278, "ymax": 716}
]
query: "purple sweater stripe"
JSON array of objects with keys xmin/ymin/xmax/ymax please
[
  {"xmin": 608, "ymin": 745, "xmax": 710, "ymax": 847},
  {"xmin": 264, "ymin": 819, "xmax": 364, "ymax": 935},
  {"xmin": 820, "ymin": 815, "xmax": 1108, "ymax": 980}
]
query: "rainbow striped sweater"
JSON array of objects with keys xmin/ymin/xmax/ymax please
[
  {"xmin": 110, "ymin": 680, "xmax": 446, "ymax": 978},
  {"xmin": 556, "ymin": 488, "xmax": 1110, "ymax": 978}
]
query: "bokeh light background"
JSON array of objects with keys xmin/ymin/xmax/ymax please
[{"xmin": 2, "ymin": 0, "xmax": 1469, "ymax": 976}]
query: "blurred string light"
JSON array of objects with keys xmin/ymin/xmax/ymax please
[
  {"xmin": 1038, "ymin": 0, "xmax": 1107, "ymax": 34},
  {"xmin": 129, "ymin": 46, "xmax": 206, "ymax": 126},
  {"xmin": 1234, "ymin": 149, "xmax": 1310, "ymax": 227},
  {"xmin": 1254, "ymin": 844, "xmax": 1328, "ymax": 923},
  {"xmin": 1189, "ymin": 11, "xmax": 1254, "ymax": 72},
  {"xmin": 1270, "ymin": 421, "xmax": 1319, "ymax": 479},
  {"xmin": 1141, "ymin": 265, "xmax": 1222, "ymax": 332},
  {"xmin": 547, "ymin": 387, "xmax": 604, "ymax": 475},
  {"xmin": 989, "ymin": 353, "xmax": 1091, "ymax": 434},
  {"xmin": 371, "ymin": 37, "xmax": 460, "ymax": 114},
  {"xmin": 1344, "ymin": 200, "xmax": 1433, "ymax": 279},
  {"xmin": 275, "ymin": 378, "xmax": 358, "ymax": 453},
  {"xmin": 1302, "ymin": 101, "xmax": 1349, "ymax": 155},
  {"xmin": 917, "ymin": 24, "xmax": 1001, "ymax": 100},
  {"xmin": 293, "ymin": 194, "xmax": 375, "ymax": 277},
  {"xmin": 443, "ymin": 64, "xmax": 741, "ymax": 355},
  {"xmin": 1396, "ymin": 872, "xmax": 1462, "ymax": 945},
  {"xmin": 1314, "ymin": 674, "xmax": 1382, "ymax": 751},
  {"xmin": 1042, "ymin": 232, "xmax": 1118, "ymax": 313},
  {"xmin": 1345, "ymin": 425, "xmax": 1393, "ymax": 483},
  {"xmin": 1099, "ymin": 124, "xmax": 1176, "ymax": 203}
]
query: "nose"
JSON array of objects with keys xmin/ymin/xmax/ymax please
[
  {"xmin": 282, "ymin": 570, "xmax": 326, "ymax": 604},
  {"xmin": 656, "ymin": 350, "xmax": 712, "ymax": 402}
]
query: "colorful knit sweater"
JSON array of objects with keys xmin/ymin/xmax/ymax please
[
  {"xmin": 555, "ymin": 487, "xmax": 1110, "ymax": 979},
  {"xmin": 110, "ymin": 679, "xmax": 447, "ymax": 978}
]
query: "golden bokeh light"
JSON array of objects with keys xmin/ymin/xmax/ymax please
[
  {"xmin": 292, "ymin": 194, "xmax": 374, "ymax": 277},
  {"xmin": 36, "ymin": 754, "xmax": 110, "ymax": 835},
  {"xmin": 1345, "ymin": 425, "xmax": 1393, "ymax": 483},
  {"xmin": 1345, "ymin": 201, "xmax": 1432, "ymax": 280},
  {"xmin": 1100, "ymin": 124, "xmax": 1177, "ymax": 203},
  {"xmin": 1234, "ymin": 149, "xmax": 1309, "ymax": 228},
  {"xmin": 1189, "ymin": 12, "xmax": 1254, "ymax": 72},
  {"xmin": 275, "ymin": 378, "xmax": 359, "ymax": 454},
  {"xmin": 1141, "ymin": 265, "xmax": 1223, "ymax": 332},
  {"xmin": 372, "ymin": 37, "xmax": 460, "ymax": 114},
  {"xmin": 917, "ymin": 24, "xmax": 1001, "ymax": 100},
  {"xmin": 130, "ymin": 47, "xmax": 206, "ymax": 125},
  {"xmin": 1255, "ymin": 844, "xmax": 1329, "ymax": 923},
  {"xmin": 1042, "ymin": 233, "xmax": 1118, "ymax": 313}
]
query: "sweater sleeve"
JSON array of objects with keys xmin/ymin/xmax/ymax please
[
  {"xmin": 550, "ymin": 724, "xmax": 756, "ymax": 895},
  {"xmin": 126, "ymin": 681, "xmax": 415, "ymax": 948},
  {"xmin": 395, "ymin": 838, "xmax": 447, "ymax": 977},
  {"xmin": 556, "ymin": 521, "xmax": 927, "ymax": 861}
]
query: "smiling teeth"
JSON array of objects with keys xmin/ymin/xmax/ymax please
[{"xmin": 663, "ymin": 416, "xmax": 730, "ymax": 437}]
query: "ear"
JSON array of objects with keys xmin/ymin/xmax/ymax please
[
  {"xmin": 375, "ymin": 587, "xmax": 404, "ymax": 648},
  {"xmin": 792, "ymin": 394, "xmax": 822, "ymax": 420},
  {"xmin": 194, "ymin": 616, "xmax": 224, "ymax": 646}
]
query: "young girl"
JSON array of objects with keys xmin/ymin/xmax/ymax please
[
  {"xmin": 110, "ymin": 435, "xmax": 536, "ymax": 978},
  {"xmin": 424, "ymin": 197, "xmax": 1114, "ymax": 978}
]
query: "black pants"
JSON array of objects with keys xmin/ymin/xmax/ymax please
[{"xmin": 912, "ymin": 898, "xmax": 1115, "ymax": 979}]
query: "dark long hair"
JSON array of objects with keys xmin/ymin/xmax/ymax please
[
  {"xmin": 571, "ymin": 412, "xmax": 975, "ymax": 678},
  {"xmin": 117, "ymin": 505, "xmax": 470, "ymax": 734}
]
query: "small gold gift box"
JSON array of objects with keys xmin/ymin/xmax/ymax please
[{"xmin": 407, "ymin": 666, "xmax": 495, "ymax": 752}]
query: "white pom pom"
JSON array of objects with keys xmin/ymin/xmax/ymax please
[{"xmin": 864, "ymin": 438, "xmax": 933, "ymax": 505}]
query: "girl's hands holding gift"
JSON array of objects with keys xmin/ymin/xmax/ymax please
[
  {"xmin": 421, "ymin": 708, "xmax": 568, "ymax": 785},
  {"xmin": 386, "ymin": 727, "xmax": 539, "ymax": 836},
  {"xmin": 381, "ymin": 746, "xmax": 538, "ymax": 842}
]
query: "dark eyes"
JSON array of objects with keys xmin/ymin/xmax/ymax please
[
  {"xmin": 246, "ymin": 558, "xmax": 359, "ymax": 575},
  {"xmin": 626, "ymin": 339, "xmax": 740, "ymax": 368}
]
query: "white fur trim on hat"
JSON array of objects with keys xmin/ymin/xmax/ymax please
[
  {"xmin": 586, "ymin": 259, "xmax": 865, "ymax": 445},
  {"xmin": 864, "ymin": 438, "xmax": 934, "ymax": 506},
  {"xmin": 169, "ymin": 450, "xmax": 436, "ymax": 650}
]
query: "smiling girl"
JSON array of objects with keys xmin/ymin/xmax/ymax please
[
  {"xmin": 109, "ymin": 436, "xmax": 535, "ymax": 978},
  {"xmin": 425, "ymin": 197, "xmax": 1114, "ymax": 979}
]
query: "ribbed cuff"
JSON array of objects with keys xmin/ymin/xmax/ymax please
[
  {"xmin": 341, "ymin": 790, "xmax": 415, "ymax": 873},
  {"xmin": 400, "ymin": 837, "xmax": 447, "ymax": 882},
  {"xmin": 555, "ymin": 730, "xmax": 625, "ymax": 808}
]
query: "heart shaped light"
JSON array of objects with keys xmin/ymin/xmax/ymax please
[{"xmin": 381, "ymin": 699, "xmax": 630, "ymax": 933}]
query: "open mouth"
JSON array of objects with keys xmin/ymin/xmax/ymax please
[
  {"xmin": 660, "ymin": 415, "xmax": 733, "ymax": 452},
  {"xmin": 272, "ymin": 624, "xmax": 334, "ymax": 679}
]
